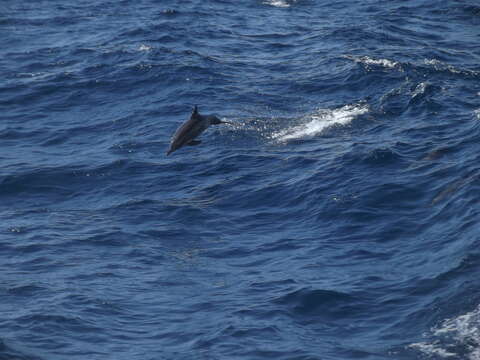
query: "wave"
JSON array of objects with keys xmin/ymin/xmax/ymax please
[
  {"xmin": 0, "ymin": 339, "xmax": 42, "ymax": 360},
  {"xmin": 409, "ymin": 304, "xmax": 480, "ymax": 359},
  {"xmin": 423, "ymin": 59, "xmax": 480, "ymax": 78}
]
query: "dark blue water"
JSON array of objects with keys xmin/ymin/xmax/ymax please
[{"xmin": 1, "ymin": 0, "xmax": 480, "ymax": 359}]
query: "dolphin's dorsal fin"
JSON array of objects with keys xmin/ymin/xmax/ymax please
[{"xmin": 191, "ymin": 105, "xmax": 199, "ymax": 117}]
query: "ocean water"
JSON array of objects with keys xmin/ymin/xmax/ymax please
[{"xmin": 1, "ymin": 0, "xmax": 480, "ymax": 359}]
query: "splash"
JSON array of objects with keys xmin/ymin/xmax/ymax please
[
  {"xmin": 409, "ymin": 305, "xmax": 480, "ymax": 359},
  {"xmin": 271, "ymin": 103, "xmax": 369, "ymax": 142}
]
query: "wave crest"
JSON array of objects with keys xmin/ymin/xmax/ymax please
[{"xmin": 409, "ymin": 304, "xmax": 480, "ymax": 359}]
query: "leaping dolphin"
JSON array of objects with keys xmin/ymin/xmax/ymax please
[{"xmin": 166, "ymin": 106, "xmax": 230, "ymax": 156}]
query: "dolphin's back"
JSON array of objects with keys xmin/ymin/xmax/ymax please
[{"xmin": 167, "ymin": 116, "xmax": 207, "ymax": 155}]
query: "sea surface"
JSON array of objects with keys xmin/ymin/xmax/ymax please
[{"xmin": 1, "ymin": 0, "xmax": 480, "ymax": 359}]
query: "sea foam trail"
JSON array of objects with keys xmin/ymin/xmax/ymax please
[{"xmin": 272, "ymin": 103, "xmax": 368, "ymax": 142}]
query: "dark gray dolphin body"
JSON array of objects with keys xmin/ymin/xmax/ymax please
[{"xmin": 166, "ymin": 106, "xmax": 229, "ymax": 156}]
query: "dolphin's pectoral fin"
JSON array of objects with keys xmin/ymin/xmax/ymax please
[{"xmin": 187, "ymin": 140, "xmax": 202, "ymax": 146}]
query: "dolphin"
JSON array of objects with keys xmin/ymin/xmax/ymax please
[{"xmin": 166, "ymin": 106, "xmax": 230, "ymax": 156}]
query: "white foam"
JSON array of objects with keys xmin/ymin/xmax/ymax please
[
  {"xmin": 424, "ymin": 58, "xmax": 442, "ymax": 66},
  {"xmin": 263, "ymin": 0, "xmax": 293, "ymax": 7},
  {"xmin": 408, "ymin": 341, "xmax": 456, "ymax": 358},
  {"xmin": 425, "ymin": 58, "xmax": 462, "ymax": 74},
  {"xmin": 271, "ymin": 103, "xmax": 369, "ymax": 142},
  {"xmin": 138, "ymin": 44, "xmax": 152, "ymax": 52},
  {"xmin": 475, "ymin": 109, "xmax": 480, "ymax": 120},
  {"xmin": 408, "ymin": 305, "xmax": 480, "ymax": 359},
  {"xmin": 346, "ymin": 55, "xmax": 399, "ymax": 69}
]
